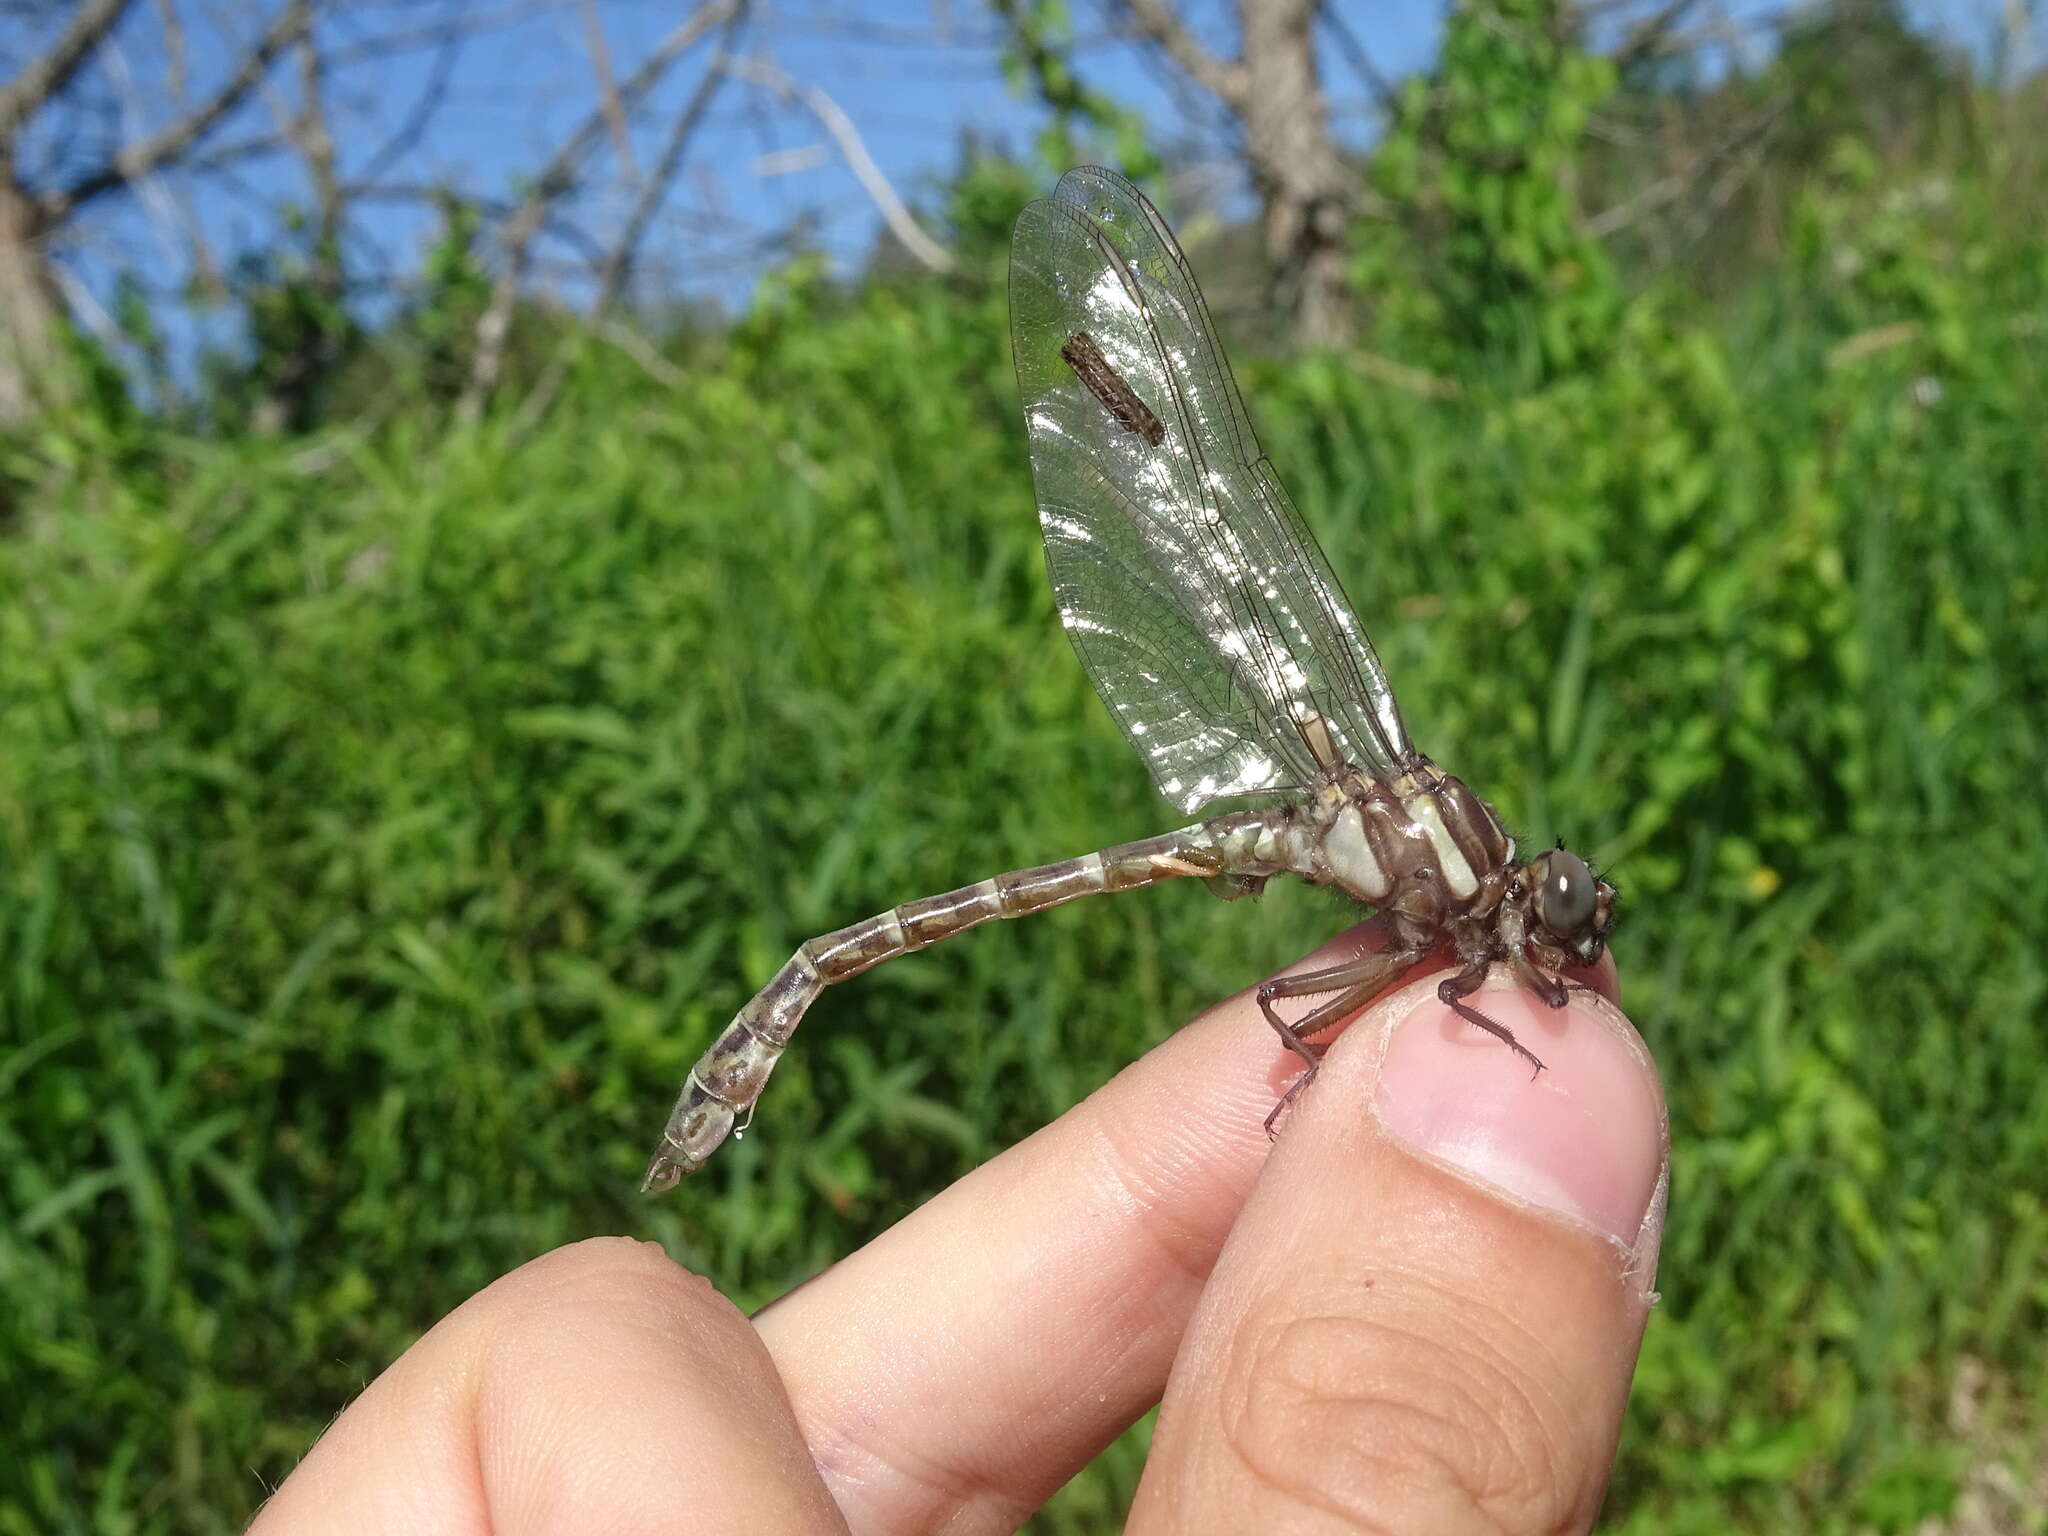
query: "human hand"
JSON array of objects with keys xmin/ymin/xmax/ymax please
[{"xmin": 250, "ymin": 921, "xmax": 1665, "ymax": 1535}]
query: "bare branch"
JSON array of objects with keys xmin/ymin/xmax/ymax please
[
  {"xmin": 459, "ymin": 0, "xmax": 741, "ymax": 423},
  {"xmin": 350, "ymin": 181, "xmax": 609, "ymax": 263},
  {"xmin": 45, "ymin": 258, "xmax": 127, "ymax": 362},
  {"xmin": 1585, "ymin": 94, "xmax": 1785, "ymax": 239},
  {"xmin": 506, "ymin": 2, "xmax": 746, "ymax": 441},
  {"xmin": 1611, "ymin": 0, "xmax": 1705, "ymax": 72},
  {"xmin": 44, "ymin": 0, "xmax": 312, "ymax": 220},
  {"xmin": 1318, "ymin": 3, "xmax": 1395, "ymax": 111},
  {"xmin": 152, "ymin": 0, "xmax": 186, "ymax": 100},
  {"xmin": 1105, "ymin": 0, "xmax": 1248, "ymax": 108},
  {"xmin": 723, "ymin": 54, "xmax": 953, "ymax": 274},
  {"xmin": 180, "ymin": 129, "xmax": 293, "ymax": 175},
  {"xmin": 98, "ymin": 32, "xmax": 210, "ymax": 277},
  {"xmin": 354, "ymin": 14, "xmax": 462, "ymax": 186},
  {"xmin": 595, "ymin": 1, "xmax": 746, "ymax": 314},
  {"xmin": 346, "ymin": 180, "xmax": 520, "ymax": 217},
  {"xmin": 319, "ymin": 0, "xmax": 558, "ymax": 68},
  {"xmin": 595, "ymin": 316, "xmax": 685, "ymax": 388},
  {"xmin": 579, "ymin": 0, "xmax": 638, "ymax": 184},
  {"xmin": 0, "ymin": 0, "xmax": 138, "ymax": 146},
  {"xmin": 289, "ymin": 34, "xmax": 339, "ymax": 237}
]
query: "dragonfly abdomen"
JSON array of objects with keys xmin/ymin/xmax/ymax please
[{"xmin": 642, "ymin": 825, "xmax": 1245, "ymax": 1190}]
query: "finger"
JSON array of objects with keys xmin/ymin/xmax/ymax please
[
  {"xmin": 1129, "ymin": 969, "xmax": 1665, "ymax": 1535},
  {"xmin": 250, "ymin": 1238, "xmax": 848, "ymax": 1536},
  {"xmin": 755, "ymin": 924, "xmax": 1586, "ymax": 1534}
]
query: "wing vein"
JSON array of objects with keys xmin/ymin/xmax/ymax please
[{"xmin": 1010, "ymin": 167, "xmax": 1416, "ymax": 812}]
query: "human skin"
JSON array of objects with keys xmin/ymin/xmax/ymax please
[{"xmin": 249, "ymin": 920, "xmax": 1666, "ymax": 1536}]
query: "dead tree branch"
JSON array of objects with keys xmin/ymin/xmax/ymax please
[
  {"xmin": 1610, "ymin": 0, "xmax": 1706, "ymax": 73},
  {"xmin": 507, "ymin": 3, "xmax": 747, "ymax": 443},
  {"xmin": 1115, "ymin": 0, "xmax": 1246, "ymax": 104},
  {"xmin": 579, "ymin": 0, "xmax": 639, "ymax": 184},
  {"xmin": 152, "ymin": 0, "xmax": 187, "ymax": 99},
  {"xmin": 354, "ymin": 17, "xmax": 463, "ymax": 187},
  {"xmin": 596, "ymin": 1, "xmax": 747, "ymax": 314},
  {"xmin": 1318, "ymin": 4, "xmax": 1396, "ymax": 113},
  {"xmin": 1101, "ymin": 0, "xmax": 1355, "ymax": 344},
  {"xmin": 723, "ymin": 54, "xmax": 953, "ymax": 275},
  {"xmin": 1585, "ymin": 94, "xmax": 1786, "ymax": 239},
  {"xmin": 43, "ymin": 0, "xmax": 313, "ymax": 220},
  {"xmin": 0, "ymin": 0, "xmax": 138, "ymax": 147},
  {"xmin": 458, "ymin": 0, "xmax": 741, "ymax": 423}
]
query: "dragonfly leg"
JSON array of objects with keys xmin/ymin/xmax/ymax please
[
  {"xmin": 1257, "ymin": 943, "xmax": 1432, "ymax": 1134},
  {"xmin": 1438, "ymin": 964, "xmax": 1547, "ymax": 1077}
]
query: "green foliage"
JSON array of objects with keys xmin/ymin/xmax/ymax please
[
  {"xmin": 401, "ymin": 195, "xmax": 493, "ymax": 403},
  {"xmin": 1585, "ymin": 0, "xmax": 1986, "ymax": 304},
  {"xmin": 5, "ymin": 65, "xmax": 2048, "ymax": 1536},
  {"xmin": 990, "ymin": 0, "xmax": 1161, "ymax": 183},
  {"xmin": 199, "ymin": 208, "xmax": 358, "ymax": 436},
  {"xmin": 935, "ymin": 149, "xmax": 1049, "ymax": 282},
  {"xmin": 1771, "ymin": 0, "xmax": 1973, "ymax": 169},
  {"xmin": 1359, "ymin": 0, "xmax": 1620, "ymax": 381}
]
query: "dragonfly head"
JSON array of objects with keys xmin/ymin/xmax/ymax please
[{"xmin": 1523, "ymin": 845, "xmax": 1615, "ymax": 968}]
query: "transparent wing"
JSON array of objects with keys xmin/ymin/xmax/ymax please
[{"xmin": 1009, "ymin": 166, "xmax": 1414, "ymax": 815}]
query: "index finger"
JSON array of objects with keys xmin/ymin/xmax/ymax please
[{"xmin": 752, "ymin": 925, "xmax": 1619, "ymax": 1534}]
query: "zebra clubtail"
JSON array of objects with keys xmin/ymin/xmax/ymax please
[{"xmin": 641, "ymin": 167, "xmax": 1616, "ymax": 1193}]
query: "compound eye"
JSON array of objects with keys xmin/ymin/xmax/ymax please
[{"xmin": 1535, "ymin": 848, "xmax": 1598, "ymax": 937}]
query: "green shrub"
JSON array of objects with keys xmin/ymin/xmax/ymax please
[{"xmin": 3, "ymin": 69, "xmax": 2045, "ymax": 1536}]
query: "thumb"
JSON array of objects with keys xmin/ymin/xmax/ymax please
[{"xmin": 1130, "ymin": 969, "xmax": 1667, "ymax": 1536}]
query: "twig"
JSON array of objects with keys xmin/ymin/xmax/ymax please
[
  {"xmin": 320, "ymin": 0, "xmax": 557, "ymax": 67},
  {"xmin": 579, "ymin": 0, "xmax": 639, "ymax": 184},
  {"xmin": 43, "ymin": 0, "xmax": 313, "ymax": 220},
  {"xmin": 290, "ymin": 33, "xmax": 340, "ymax": 242},
  {"xmin": 595, "ymin": 316, "xmax": 685, "ymax": 388},
  {"xmin": 1318, "ymin": 4, "xmax": 1396, "ymax": 112},
  {"xmin": 153, "ymin": 0, "xmax": 187, "ymax": 100},
  {"xmin": 1352, "ymin": 350, "xmax": 1460, "ymax": 400},
  {"xmin": 99, "ymin": 34, "xmax": 206, "ymax": 274},
  {"xmin": 1107, "ymin": 0, "xmax": 1247, "ymax": 107},
  {"xmin": 354, "ymin": 8, "xmax": 465, "ymax": 187},
  {"xmin": 1585, "ymin": 97, "xmax": 1785, "ymax": 239},
  {"xmin": 1612, "ymin": 0, "xmax": 1705, "ymax": 72},
  {"xmin": 0, "ymin": 0, "xmax": 137, "ymax": 146},
  {"xmin": 1826, "ymin": 321, "xmax": 1921, "ymax": 368},
  {"xmin": 595, "ymin": 0, "xmax": 747, "ymax": 314},
  {"xmin": 457, "ymin": 0, "xmax": 740, "ymax": 424},
  {"xmin": 722, "ymin": 54, "xmax": 953, "ymax": 274},
  {"xmin": 510, "ymin": 2, "xmax": 740, "ymax": 447}
]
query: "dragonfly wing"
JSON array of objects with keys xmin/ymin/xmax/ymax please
[{"xmin": 1009, "ymin": 166, "xmax": 1414, "ymax": 814}]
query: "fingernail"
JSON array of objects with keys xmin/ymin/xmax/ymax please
[{"xmin": 1372, "ymin": 979, "xmax": 1667, "ymax": 1257}]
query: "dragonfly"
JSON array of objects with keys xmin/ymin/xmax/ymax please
[{"xmin": 641, "ymin": 166, "xmax": 1616, "ymax": 1193}]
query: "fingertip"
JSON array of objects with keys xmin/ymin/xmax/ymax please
[
  {"xmin": 1132, "ymin": 969, "xmax": 1667, "ymax": 1534},
  {"xmin": 1370, "ymin": 976, "xmax": 1666, "ymax": 1270},
  {"xmin": 252, "ymin": 1239, "xmax": 845, "ymax": 1536}
]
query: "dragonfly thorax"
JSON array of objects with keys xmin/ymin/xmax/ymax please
[
  {"xmin": 1292, "ymin": 766, "xmax": 1615, "ymax": 993},
  {"xmin": 1302, "ymin": 758, "xmax": 1516, "ymax": 917}
]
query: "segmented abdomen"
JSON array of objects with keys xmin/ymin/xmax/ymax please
[{"xmin": 643, "ymin": 827, "xmax": 1223, "ymax": 1189}]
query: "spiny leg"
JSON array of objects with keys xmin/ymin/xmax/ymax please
[
  {"xmin": 1438, "ymin": 964, "xmax": 1547, "ymax": 1077},
  {"xmin": 1259, "ymin": 981, "xmax": 1387, "ymax": 1135},
  {"xmin": 1256, "ymin": 943, "xmax": 1432, "ymax": 1134}
]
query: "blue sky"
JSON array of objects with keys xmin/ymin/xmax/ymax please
[{"xmin": 18, "ymin": 0, "xmax": 2030, "ymax": 357}]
